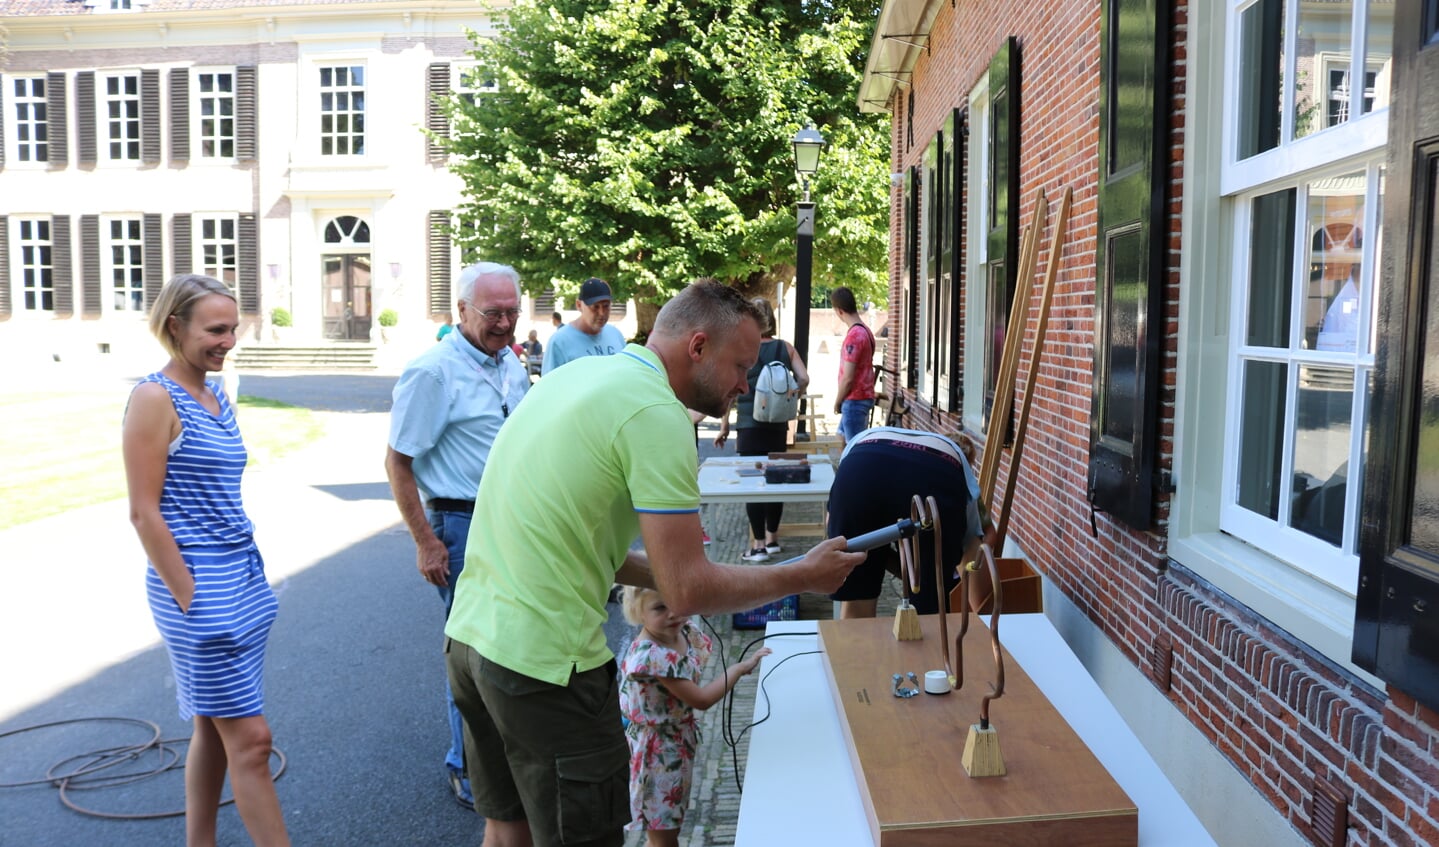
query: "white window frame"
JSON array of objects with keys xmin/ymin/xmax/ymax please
[
  {"xmin": 915, "ymin": 141, "xmax": 935, "ymax": 403},
  {"xmin": 196, "ymin": 213, "xmax": 239, "ymax": 287},
  {"xmin": 317, "ymin": 62, "xmax": 366, "ymax": 157},
  {"xmin": 1171, "ymin": 0, "xmax": 1391, "ymax": 673},
  {"xmin": 1219, "ymin": 159, "xmax": 1383, "ymax": 594},
  {"xmin": 193, "ymin": 67, "xmax": 237, "ymax": 161},
  {"xmin": 962, "ymin": 74, "xmax": 991, "ymax": 436},
  {"xmin": 16, "ymin": 217, "xmax": 55, "ymax": 312},
  {"xmin": 100, "ymin": 71, "xmax": 142, "ymax": 163},
  {"xmin": 82, "ymin": 0, "xmax": 148, "ymax": 11},
  {"xmin": 8, "ymin": 75, "xmax": 50, "ymax": 166},
  {"xmin": 105, "ymin": 215, "xmax": 145, "ymax": 312}
]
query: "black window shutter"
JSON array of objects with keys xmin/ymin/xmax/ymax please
[
  {"xmin": 47, "ymin": 72, "xmax": 68, "ymax": 168},
  {"xmin": 0, "ymin": 79, "xmax": 6, "ymax": 171},
  {"xmin": 52, "ymin": 215, "xmax": 73, "ymax": 316},
  {"xmin": 1086, "ymin": 0, "xmax": 1170, "ymax": 530},
  {"xmin": 143, "ymin": 212, "xmax": 163, "ymax": 310},
  {"xmin": 427, "ymin": 63, "xmax": 451, "ymax": 164},
  {"xmin": 939, "ymin": 108, "xmax": 967, "ymax": 413},
  {"xmin": 235, "ymin": 66, "xmax": 257, "ymax": 162},
  {"xmin": 76, "ymin": 72, "xmax": 96, "ymax": 166},
  {"xmin": 172, "ymin": 213, "xmax": 192, "ymax": 274},
  {"xmin": 0, "ymin": 216, "xmax": 9, "ymax": 314},
  {"xmin": 984, "ymin": 37, "xmax": 1021, "ymax": 427},
  {"xmin": 1353, "ymin": 0, "xmax": 1439, "ymax": 711},
  {"xmin": 79, "ymin": 214, "xmax": 100, "ymax": 315},
  {"xmin": 238, "ymin": 213, "xmax": 259, "ymax": 314},
  {"xmin": 141, "ymin": 69, "xmax": 161, "ymax": 165},
  {"xmin": 428, "ymin": 210, "xmax": 452, "ymax": 316},
  {"xmin": 170, "ymin": 68, "xmax": 189, "ymax": 164}
]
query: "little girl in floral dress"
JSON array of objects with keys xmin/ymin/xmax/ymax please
[{"xmin": 619, "ymin": 586, "xmax": 771, "ymax": 847}]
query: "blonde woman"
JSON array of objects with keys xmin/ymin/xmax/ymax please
[{"xmin": 122, "ymin": 274, "xmax": 288, "ymax": 846}]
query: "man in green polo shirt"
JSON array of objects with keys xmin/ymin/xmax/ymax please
[{"xmin": 444, "ymin": 278, "xmax": 865, "ymax": 847}]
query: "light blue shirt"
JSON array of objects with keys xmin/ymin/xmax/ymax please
[
  {"xmin": 388, "ymin": 328, "xmax": 529, "ymax": 501},
  {"xmin": 541, "ymin": 322, "xmax": 626, "ymax": 375}
]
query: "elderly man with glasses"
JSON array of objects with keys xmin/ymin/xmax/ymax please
[
  {"xmin": 385, "ymin": 261, "xmax": 530, "ymax": 810},
  {"xmin": 542, "ymin": 276, "xmax": 627, "ymax": 375}
]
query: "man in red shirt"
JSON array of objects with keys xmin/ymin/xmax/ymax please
[{"xmin": 831, "ymin": 286, "xmax": 876, "ymax": 445}]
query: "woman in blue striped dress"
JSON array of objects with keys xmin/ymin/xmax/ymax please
[{"xmin": 123, "ymin": 274, "xmax": 288, "ymax": 846}]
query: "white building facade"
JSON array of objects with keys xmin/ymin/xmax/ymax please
[{"xmin": 0, "ymin": 0, "xmax": 622, "ymax": 369}]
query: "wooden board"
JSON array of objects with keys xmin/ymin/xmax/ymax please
[{"xmin": 818, "ymin": 615, "xmax": 1137, "ymax": 846}]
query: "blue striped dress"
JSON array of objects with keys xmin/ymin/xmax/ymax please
[{"xmin": 139, "ymin": 373, "xmax": 279, "ymax": 720}]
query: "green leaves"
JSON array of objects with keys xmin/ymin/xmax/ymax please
[{"xmin": 442, "ymin": 0, "xmax": 890, "ymax": 311}]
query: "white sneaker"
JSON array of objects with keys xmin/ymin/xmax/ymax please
[
  {"xmin": 765, "ymin": 543, "xmax": 782, "ymax": 554},
  {"xmin": 741, "ymin": 547, "xmax": 771, "ymax": 563}
]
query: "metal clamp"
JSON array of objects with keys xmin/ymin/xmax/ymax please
[{"xmin": 891, "ymin": 672, "xmax": 921, "ymax": 698}]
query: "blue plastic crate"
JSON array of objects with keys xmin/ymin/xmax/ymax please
[{"xmin": 732, "ymin": 594, "xmax": 800, "ymax": 629}]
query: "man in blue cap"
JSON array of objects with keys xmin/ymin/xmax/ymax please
[{"xmin": 542, "ymin": 277, "xmax": 627, "ymax": 374}]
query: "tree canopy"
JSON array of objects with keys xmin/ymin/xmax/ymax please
[{"xmin": 441, "ymin": 0, "xmax": 891, "ymax": 312}]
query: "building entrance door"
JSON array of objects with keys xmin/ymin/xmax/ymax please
[{"xmin": 321, "ymin": 254, "xmax": 372, "ymax": 340}]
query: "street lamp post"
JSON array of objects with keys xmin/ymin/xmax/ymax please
[{"xmin": 791, "ymin": 124, "xmax": 825, "ymax": 440}]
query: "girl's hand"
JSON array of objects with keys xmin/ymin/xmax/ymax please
[{"xmin": 739, "ymin": 647, "xmax": 772, "ymax": 675}]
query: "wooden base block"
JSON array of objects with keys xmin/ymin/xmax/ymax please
[
  {"xmin": 893, "ymin": 605, "xmax": 923, "ymax": 641},
  {"xmin": 819, "ymin": 615, "xmax": 1136, "ymax": 846},
  {"xmin": 962, "ymin": 723, "xmax": 1006, "ymax": 777}
]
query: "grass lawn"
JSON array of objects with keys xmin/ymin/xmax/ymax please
[{"xmin": 0, "ymin": 391, "xmax": 325, "ymax": 531}]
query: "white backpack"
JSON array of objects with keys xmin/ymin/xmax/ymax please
[{"xmin": 753, "ymin": 360, "xmax": 799, "ymax": 423}]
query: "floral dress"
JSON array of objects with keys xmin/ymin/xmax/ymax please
[{"xmin": 619, "ymin": 621, "xmax": 714, "ymax": 831}]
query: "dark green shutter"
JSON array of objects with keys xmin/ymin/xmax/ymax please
[
  {"xmin": 984, "ymin": 38, "xmax": 1021, "ymax": 426},
  {"xmin": 52, "ymin": 216, "xmax": 72, "ymax": 315},
  {"xmin": 143, "ymin": 213, "xmax": 163, "ymax": 310},
  {"xmin": 170, "ymin": 68, "xmax": 189, "ymax": 164},
  {"xmin": 428, "ymin": 210, "xmax": 452, "ymax": 316},
  {"xmin": 0, "ymin": 217, "xmax": 8, "ymax": 314},
  {"xmin": 47, "ymin": 72, "xmax": 68, "ymax": 168},
  {"xmin": 172, "ymin": 213, "xmax": 192, "ymax": 274},
  {"xmin": 76, "ymin": 72, "xmax": 96, "ymax": 167},
  {"xmin": 80, "ymin": 214, "xmax": 100, "ymax": 315},
  {"xmin": 427, "ymin": 63, "xmax": 450, "ymax": 163},
  {"xmin": 141, "ymin": 69, "xmax": 160, "ymax": 165},
  {"xmin": 235, "ymin": 66, "xmax": 257, "ymax": 162},
  {"xmin": 238, "ymin": 213, "xmax": 259, "ymax": 314},
  {"xmin": 1086, "ymin": 0, "xmax": 1170, "ymax": 530}
]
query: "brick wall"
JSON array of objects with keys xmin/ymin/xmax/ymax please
[{"xmin": 883, "ymin": 0, "xmax": 1439, "ymax": 844}]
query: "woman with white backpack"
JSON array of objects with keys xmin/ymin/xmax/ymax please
[{"xmin": 714, "ymin": 298, "xmax": 810, "ymax": 562}]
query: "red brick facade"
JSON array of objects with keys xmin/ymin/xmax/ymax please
[{"xmin": 877, "ymin": 1, "xmax": 1439, "ymax": 844}]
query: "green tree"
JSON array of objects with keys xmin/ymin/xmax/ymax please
[{"xmin": 442, "ymin": 0, "xmax": 890, "ymax": 325}]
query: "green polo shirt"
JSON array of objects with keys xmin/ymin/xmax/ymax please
[{"xmin": 445, "ymin": 344, "xmax": 700, "ymax": 686}]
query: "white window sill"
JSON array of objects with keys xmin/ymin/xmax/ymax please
[{"xmin": 1169, "ymin": 529, "xmax": 1382, "ymax": 688}]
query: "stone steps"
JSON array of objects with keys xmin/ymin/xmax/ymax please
[{"xmin": 233, "ymin": 344, "xmax": 378, "ymax": 370}]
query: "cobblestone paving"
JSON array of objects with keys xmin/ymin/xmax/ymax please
[{"xmin": 622, "ymin": 498, "xmax": 903, "ymax": 847}]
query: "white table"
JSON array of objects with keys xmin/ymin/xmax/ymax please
[
  {"xmin": 697, "ymin": 456, "xmax": 835, "ymax": 506},
  {"xmin": 735, "ymin": 618, "xmax": 1215, "ymax": 846}
]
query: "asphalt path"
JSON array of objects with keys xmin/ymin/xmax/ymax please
[{"xmin": 0, "ymin": 371, "xmax": 730, "ymax": 846}]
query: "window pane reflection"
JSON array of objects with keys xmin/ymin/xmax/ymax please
[
  {"xmin": 1290, "ymin": 365, "xmax": 1354, "ymax": 546},
  {"xmin": 1247, "ymin": 189, "xmax": 1296, "ymax": 348},
  {"xmin": 1239, "ymin": 0, "xmax": 1285, "ymax": 158},
  {"xmin": 1306, "ymin": 171, "xmax": 1365, "ymax": 353},
  {"xmin": 1362, "ymin": 0, "xmax": 1395, "ymax": 115},
  {"xmin": 1239, "ymin": 359, "xmax": 1288, "ymax": 520},
  {"xmin": 1295, "ymin": 0, "xmax": 1354, "ymax": 140}
]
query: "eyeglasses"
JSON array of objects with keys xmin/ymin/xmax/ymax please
[{"xmin": 466, "ymin": 305, "xmax": 521, "ymax": 323}]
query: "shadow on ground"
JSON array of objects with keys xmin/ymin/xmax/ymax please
[{"xmin": 2, "ymin": 526, "xmax": 479, "ymax": 846}]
